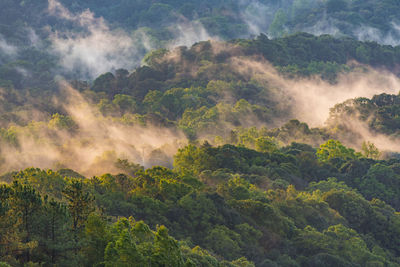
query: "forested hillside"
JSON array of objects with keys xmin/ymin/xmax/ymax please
[
  {"xmin": 2, "ymin": 140, "xmax": 400, "ymax": 266},
  {"xmin": 2, "ymin": 37, "xmax": 400, "ymax": 264},
  {"xmin": 2, "ymin": 34, "xmax": 400, "ymax": 174},
  {"xmin": 1, "ymin": 0, "xmax": 400, "ymax": 81},
  {"xmin": 2, "ymin": 0, "xmax": 400, "ymax": 42},
  {"xmin": 2, "ymin": 0, "xmax": 400, "ymax": 266}
]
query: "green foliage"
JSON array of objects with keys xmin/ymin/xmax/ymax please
[
  {"xmin": 112, "ymin": 94, "xmax": 137, "ymax": 114},
  {"xmin": 362, "ymin": 141, "xmax": 381, "ymax": 160},
  {"xmin": 62, "ymin": 178, "xmax": 95, "ymax": 252},
  {"xmin": 2, "ymin": 139, "xmax": 400, "ymax": 265},
  {"xmin": 356, "ymin": 163, "xmax": 400, "ymax": 207},
  {"xmin": 308, "ymin": 178, "xmax": 353, "ymax": 193},
  {"xmin": 48, "ymin": 113, "xmax": 77, "ymax": 131},
  {"xmin": 269, "ymin": 9, "xmax": 287, "ymax": 38},
  {"xmin": 204, "ymin": 225, "xmax": 242, "ymax": 260},
  {"xmin": 327, "ymin": 94, "xmax": 400, "ymax": 137},
  {"xmin": 4, "ymin": 2, "xmax": 400, "ymax": 266},
  {"xmin": 143, "ymin": 48, "xmax": 169, "ymax": 68},
  {"xmin": 317, "ymin": 140, "xmax": 360, "ymax": 163},
  {"xmin": 296, "ymin": 224, "xmax": 384, "ymax": 266}
]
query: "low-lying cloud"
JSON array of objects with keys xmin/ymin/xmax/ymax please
[
  {"xmin": 47, "ymin": 0, "xmax": 215, "ymax": 80},
  {"xmin": 228, "ymin": 56, "xmax": 400, "ymax": 126},
  {"xmin": 0, "ymin": 81, "xmax": 186, "ymax": 176},
  {"xmin": 48, "ymin": 0, "xmax": 153, "ymax": 79},
  {"xmin": 0, "ymin": 35, "xmax": 18, "ymax": 57},
  {"xmin": 167, "ymin": 19, "xmax": 215, "ymax": 48},
  {"xmin": 239, "ymin": 0, "xmax": 275, "ymax": 36},
  {"xmin": 353, "ymin": 22, "xmax": 400, "ymax": 46}
]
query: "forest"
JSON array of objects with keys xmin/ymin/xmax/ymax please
[
  {"xmin": 2, "ymin": 0, "xmax": 400, "ymax": 266},
  {"xmin": 1, "ymin": 35, "xmax": 400, "ymax": 265},
  {"xmin": 2, "ymin": 0, "xmax": 400, "ymax": 42},
  {"xmin": 2, "ymin": 139, "xmax": 400, "ymax": 266}
]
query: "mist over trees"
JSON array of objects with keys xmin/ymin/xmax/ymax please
[{"xmin": 2, "ymin": 0, "xmax": 400, "ymax": 266}]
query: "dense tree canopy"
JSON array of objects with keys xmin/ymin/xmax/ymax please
[
  {"xmin": 2, "ymin": 1, "xmax": 400, "ymax": 266},
  {"xmin": 1, "ymin": 139, "xmax": 400, "ymax": 266}
]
